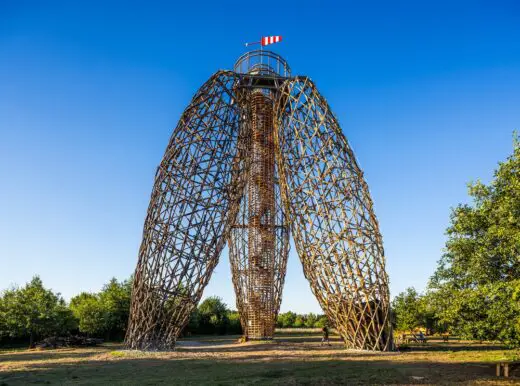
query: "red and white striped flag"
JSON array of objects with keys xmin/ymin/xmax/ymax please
[{"xmin": 261, "ymin": 36, "xmax": 282, "ymax": 46}]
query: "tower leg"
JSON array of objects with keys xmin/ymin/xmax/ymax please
[
  {"xmin": 275, "ymin": 77, "xmax": 394, "ymax": 351},
  {"xmin": 125, "ymin": 71, "xmax": 244, "ymax": 350}
]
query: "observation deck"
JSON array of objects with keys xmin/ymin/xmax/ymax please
[{"xmin": 234, "ymin": 50, "xmax": 290, "ymax": 90}]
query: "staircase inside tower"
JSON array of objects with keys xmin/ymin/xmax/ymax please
[{"xmin": 228, "ymin": 52, "xmax": 291, "ymax": 340}]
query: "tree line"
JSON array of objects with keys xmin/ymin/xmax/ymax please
[
  {"xmin": 0, "ymin": 276, "xmax": 132, "ymax": 347},
  {"xmin": 392, "ymin": 134, "xmax": 520, "ymax": 347},
  {"xmin": 0, "ymin": 276, "xmax": 328, "ymax": 347}
]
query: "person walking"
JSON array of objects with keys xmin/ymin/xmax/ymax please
[{"xmin": 321, "ymin": 325, "xmax": 331, "ymax": 346}]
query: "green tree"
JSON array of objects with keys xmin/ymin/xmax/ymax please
[
  {"xmin": 428, "ymin": 280, "xmax": 520, "ymax": 344},
  {"xmin": 314, "ymin": 315, "xmax": 328, "ymax": 328},
  {"xmin": 0, "ymin": 276, "xmax": 75, "ymax": 347},
  {"xmin": 51, "ymin": 301, "xmax": 77, "ymax": 337},
  {"xmin": 294, "ymin": 315, "xmax": 305, "ymax": 328},
  {"xmin": 198, "ymin": 296, "xmax": 229, "ymax": 334},
  {"xmin": 226, "ymin": 311, "xmax": 242, "ymax": 334},
  {"xmin": 0, "ymin": 287, "xmax": 21, "ymax": 341},
  {"xmin": 392, "ymin": 287, "xmax": 424, "ymax": 332},
  {"xmin": 305, "ymin": 313, "xmax": 318, "ymax": 328},
  {"xmin": 277, "ymin": 311, "xmax": 297, "ymax": 328},
  {"xmin": 198, "ymin": 296, "xmax": 228, "ymax": 317},
  {"xmin": 428, "ymin": 134, "xmax": 520, "ymax": 345},
  {"xmin": 99, "ymin": 277, "xmax": 132, "ymax": 340},
  {"xmin": 69, "ymin": 293, "xmax": 106, "ymax": 337},
  {"xmin": 187, "ymin": 308, "xmax": 201, "ymax": 334}
]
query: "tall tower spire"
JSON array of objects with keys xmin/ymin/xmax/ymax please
[{"xmin": 229, "ymin": 51, "xmax": 291, "ymax": 339}]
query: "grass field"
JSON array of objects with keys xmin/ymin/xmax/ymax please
[{"xmin": 0, "ymin": 332, "xmax": 519, "ymax": 385}]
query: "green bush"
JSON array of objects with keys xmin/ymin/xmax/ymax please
[{"xmin": 0, "ymin": 276, "xmax": 76, "ymax": 347}]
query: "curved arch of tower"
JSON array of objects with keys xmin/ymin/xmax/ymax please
[{"xmin": 125, "ymin": 51, "xmax": 393, "ymax": 351}]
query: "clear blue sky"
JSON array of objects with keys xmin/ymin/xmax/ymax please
[{"xmin": 1, "ymin": 1, "xmax": 519, "ymax": 313}]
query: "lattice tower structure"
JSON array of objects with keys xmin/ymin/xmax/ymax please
[{"xmin": 125, "ymin": 50, "xmax": 393, "ymax": 351}]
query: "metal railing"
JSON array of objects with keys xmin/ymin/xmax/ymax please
[{"xmin": 234, "ymin": 50, "xmax": 291, "ymax": 77}]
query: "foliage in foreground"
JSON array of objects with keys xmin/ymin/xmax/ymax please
[{"xmin": 393, "ymin": 135, "xmax": 520, "ymax": 346}]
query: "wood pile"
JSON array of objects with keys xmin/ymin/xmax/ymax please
[{"xmin": 35, "ymin": 336, "xmax": 103, "ymax": 349}]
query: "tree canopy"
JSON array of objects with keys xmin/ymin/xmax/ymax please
[
  {"xmin": 70, "ymin": 277, "xmax": 132, "ymax": 340},
  {"xmin": 0, "ymin": 276, "xmax": 76, "ymax": 347},
  {"xmin": 431, "ymin": 135, "xmax": 520, "ymax": 288},
  {"xmin": 426, "ymin": 134, "xmax": 520, "ymax": 345}
]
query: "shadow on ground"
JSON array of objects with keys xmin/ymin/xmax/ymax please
[
  {"xmin": 1, "ymin": 355, "xmax": 516, "ymax": 385},
  {"xmin": 0, "ymin": 349, "xmax": 103, "ymax": 364},
  {"xmin": 0, "ymin": 336, "xmax": 517, "ymax": 385}
]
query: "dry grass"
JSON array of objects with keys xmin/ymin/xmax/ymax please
[{"xmin": 0, "ymin": 333, "xmax": 518, "ymax": 385}]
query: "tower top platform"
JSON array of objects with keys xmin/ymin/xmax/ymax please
[{"xmin": 234, "ymin": 50, "xmax": 291, "ymax": 77}]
